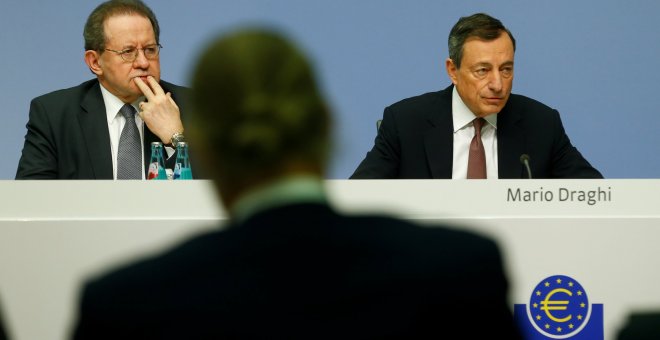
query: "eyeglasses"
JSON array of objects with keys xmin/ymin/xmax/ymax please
[{"xmin": 104, "ymin": 44, "xmax": 162, "ymax": 62}]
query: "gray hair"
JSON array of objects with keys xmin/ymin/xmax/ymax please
[{"xmin": 448, "ymin": 13, "xmax": 516, "ymax": 69}]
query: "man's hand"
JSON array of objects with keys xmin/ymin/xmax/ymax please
[{"xmin": 134, "ymin": 76, "xmax": 184, "ymax": 144}]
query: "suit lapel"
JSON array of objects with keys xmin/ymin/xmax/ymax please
[
  {"xmin": 424, "ymin": 88, "xmax": 454, "ymax": 179},
  {"xmin": 79, "ymin": 82, "xmax": 114, "ymax": 179},
  {"xmin": 497, "ymin": 104, "xmax": 525, "ymax": 178}
]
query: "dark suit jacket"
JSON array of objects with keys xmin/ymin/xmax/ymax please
[
  {"xmin": 0, "ymin": 299, "xmax": 7, "ymax": 340},
  {"xmin": 15, "ymin": 79, "xmax": 189, "ymax": 179},
  {"xmin": 616, "ymin": 312, "xmax": 660, "ymax": 340},
  {"xmin": 351, "ymin": 85, "xmax": 602, "ymax": 179},
  {"xmin": 72, "ymin": 203, "xmax": 520, "ymax": 339}
]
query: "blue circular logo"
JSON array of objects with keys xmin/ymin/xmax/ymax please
[{"xmin": 527, "ymin": 275, "xmax": 591, "ymax": 338}]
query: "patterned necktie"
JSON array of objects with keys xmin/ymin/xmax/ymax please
[
  {"xmin": 467, "ymin": 118, "xmax": 486, "ymax": 179},
  {"xmin": 117, "ymin": 104, "xmax": 142, "ymax": 179}
]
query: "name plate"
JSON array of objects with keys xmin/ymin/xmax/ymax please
[{"xmin": 327, "ymin": 179, "xmax": 659, "ymax": 218}]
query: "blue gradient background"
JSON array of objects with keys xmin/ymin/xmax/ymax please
[{"xmin": 2, "ymin": 1, "xmax": 659, "ymax": 179}]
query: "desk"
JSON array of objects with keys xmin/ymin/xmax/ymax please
[{"xmin": 1, "ymin": 180, "xmax": 658, "ymax": 340}]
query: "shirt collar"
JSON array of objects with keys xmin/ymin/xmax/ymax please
[
  {"xmin": 99, "ymin": 83, "xmax": 145, "ymax": 123},
  {"xmin": 451, "ymin": 86, "xmax": 498, "ymax": 132},
  {"xmin": 231, "ymin": 175, "xmax": 327, "ymax": 224}
]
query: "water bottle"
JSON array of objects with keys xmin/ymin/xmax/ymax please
[
  {"xmin": 147, "ymin": 142, "xmax": 167, "ymax": 180},
  {"xmin": 173, "ymin": 142, "xmax": 193, "ymax": 180}
]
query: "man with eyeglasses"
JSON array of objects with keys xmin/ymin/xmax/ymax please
[{"xmin": 16, "ymin": 0, "xmax": 188, "ymax": 179}]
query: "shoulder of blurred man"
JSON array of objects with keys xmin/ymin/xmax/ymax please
[
  {"xmin": 78, "ymin": 203, "xmax": 509, "ymax": 288},
  {"xmin": 72, "ymin": 202, "xmax": 516, "ymax": 337}
]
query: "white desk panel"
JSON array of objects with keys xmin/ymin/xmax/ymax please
[{"xmin": 0, "ymin": 180, "xmax": 658, "ymax": 340}]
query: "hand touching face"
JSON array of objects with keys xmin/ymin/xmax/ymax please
[{"xmin": 135, "ymin": 76, "xmax": 183, "ymax": 144}]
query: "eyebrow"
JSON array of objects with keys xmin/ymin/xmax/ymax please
[
  {"xmin": 120, "ymin": 42, "xmax": 158, "ymax": 49},
  {"xmin": 471, "ymin": 62, "xmax": 493, "ymax": 69}
]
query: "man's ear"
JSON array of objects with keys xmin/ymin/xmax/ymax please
[
  {"xmin": 84, "ymin": 50, "xmax": 103, "ymax": 76},
  {"xmin": 445, "ymin": 58, "xmax": 458, "ymax": 85}
]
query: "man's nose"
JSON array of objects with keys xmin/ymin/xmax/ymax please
[
  {"xmin": 488, "ymin": 71, "xmax": 503, "ymax": 92},
  {"xmin": 133, "ymin": 49, "xmax": 150, "ymax": 68}
]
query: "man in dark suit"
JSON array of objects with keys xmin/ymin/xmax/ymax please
[
  {"xmin": 16, "ymin": 0, "xmax": 188, "ymax": 179},
  {"xmin": 71, "ymin": 29, "xmax": 521, "ymax": 339},
  {"xmin": 351, "ymin": 13, "xmax": 602, "ymax": 179}
]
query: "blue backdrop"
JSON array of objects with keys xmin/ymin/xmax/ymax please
[{"xmin": 2, "ymin": 1, "xmax": 659, "ymax": 179}]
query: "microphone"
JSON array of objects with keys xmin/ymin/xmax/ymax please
[{"xmin": 520, "ymin": 154, "xmax": 532, "ymax": 179}]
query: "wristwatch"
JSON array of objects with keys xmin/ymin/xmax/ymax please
[{"xmin": 169, "ymin": 132, "xmax": 185, "ymax": 147}]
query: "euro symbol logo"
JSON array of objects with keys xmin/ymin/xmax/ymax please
[{"xmin": 540, "ymin": 288, "xmax": 572, "ymax": 322}]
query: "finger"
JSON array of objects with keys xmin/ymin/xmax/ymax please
[
  {"xmin": 147, "ymin": 76, "xmax": 166, "ymax": 96},
  {"xmin": 165, "ymin": 92, "xmax": 179, "ymax": 109},
  {"xmin": 134, "ymin": 77, "xmax": 155, "ymax": 100}
]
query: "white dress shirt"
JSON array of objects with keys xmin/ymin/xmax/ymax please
[{"xmin": 451, "ymin": 87, "xmax": 499, "ymax": 179}]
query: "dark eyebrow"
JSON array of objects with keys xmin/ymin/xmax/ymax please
[
  {"xmin": 472, "ymin": 62, "xmax": 492, "ymax": 69},
  {"xmin": 120, "ymin": 43, "xmax": 158, "ymax": 50}
]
